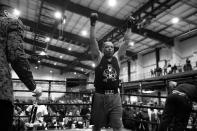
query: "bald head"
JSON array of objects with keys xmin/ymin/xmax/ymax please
[{"xmin": 102, "ymin": 41, "xmax": 114, "ymax": 58}]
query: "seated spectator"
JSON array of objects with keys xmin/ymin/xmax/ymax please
[
  {"xmin": 184, "ymin": 58, "xmax": 192, "ymax": 72},
  {"xmin": 25, "ymin": 98, "xmax": 48, "ymax": 130},
  {"xmin": 80, "ymin": 105, "xmax": 91, "ymax": 128}
]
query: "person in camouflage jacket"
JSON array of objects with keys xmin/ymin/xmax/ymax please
[{"xmin": 0, "ymin": 4, "xmax": 41, "ymax": 131}]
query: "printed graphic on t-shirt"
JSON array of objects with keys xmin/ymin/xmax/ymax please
[{"xmin": 103, "ymin": 64, "xmax": 117, "ymax": 82}]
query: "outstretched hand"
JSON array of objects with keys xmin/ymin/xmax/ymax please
[
  {"xmin": 32, "ymin": 86, "xmax": 42, "ymax": 98},
  {"xmin": 90, "ymin": 13, "xmax": 98, "ymax": 26}
]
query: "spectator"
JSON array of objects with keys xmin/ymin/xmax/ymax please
[
  {"xmin": 25, "ymin": 98, "xmax": 48, "ymax": 130},
  {"xmin": 183, "ymin": 58, "xmax": 192, "ymax": 72},
  {"xmin": 158, "ymin": 81, "xmax": 197, "ymax": 131},
  {"xmin": 167, "ymin": 64, "xmax": 172, "ymax": 74},
  {"xmin": 0, "ymin": 4, "xmax": 41, "ymax": 131},
  {"xmin": 151, "ymin": 69, "xmax": 154, "ymax": 77},
  {"xmin": 163, "ymin": 60, "xmax": 168, "ymax": 75}
]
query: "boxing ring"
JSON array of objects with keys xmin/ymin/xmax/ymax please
[{"xmin": 13, "ymin": 70, "xmax": 197, "ymax": 131}]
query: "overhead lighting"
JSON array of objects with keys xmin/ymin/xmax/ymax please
[
  {"xmin": 45, "ymin": 37, "xmax": 50, "ymax": 42},
  {"xmin": 142, "ymin": 90, "xmax": 155, "ymax": 94},
  {"xmin": 40, "ymin": 51, "xmax": 47, "ymax": 56},
  {"xmin": 63, "ymin": 18, "xmax": 66, "ymax": 24},
  {"xmin": 81, "ymin": 30, "xmax": 88, "ymax": 37},
  {"xmin": 54, "ymin": 11, "xmax": 62, "ymax": 19},
  {"xmin": 54, "ymin": 63, "xmax": 57, "ymax": 65},
  {"xmin": 50, "ymin": 70, "xmax": 53, "ymax": 73},
  {"xmin": 74, "ymin": 72, "xmax": 76, "ymax": 75},
  {"xmin": 60, "ymin": 55, "xmax": 63, "ymax": 59},
  {"xmin": 108, "ymin": 0, "xmax": 117, "ymax": 7},
  {"xmin": 35, "ymin": 66, "xmax": 38, "ymax": 69},
  {"xmin": 171, "ymin": 17, "xmax": 179, "ymax": 24},
  {"xmin": 81, "ymin": 69, "xmax": 84, "ymax": 71},
  {"xmin": 38, "ymin": 60, "xmax": 41, "ymax": 63},
  {"xmin": 129, "ymin": 41, "xmax": 134, "ymax": 46},
  {"xmin": 92, "ymin": 63, "xmax": 96, "ymax": 68},
  {"xmin": 68, "ymin": 47, "xmax": 71, "ymax": 51},
  {"xmin": 12, "ymin": 9, "xmax": 20, "ymax": 17}
]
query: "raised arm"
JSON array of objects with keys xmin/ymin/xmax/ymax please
[
  {"xmin": 116, "ymin": 16, "xmax": 134, "ymax": 60},
  {"xmin": 89, "ymin": 13, "xmax": 101, "ymax": 62}
]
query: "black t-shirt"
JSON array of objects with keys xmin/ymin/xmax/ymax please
[{"xmin": 94, "ymin": 55, "xmax": 120, "ymax": 92}]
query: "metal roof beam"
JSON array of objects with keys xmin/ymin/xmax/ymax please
[
  {"xmin": 22, "ymin": 18, "xmax": 89, "ymax": 47},
  {"xmin": 40, "ymin": 62, "xmax": 88, "ymax": 76},
  {"xmin": 24, "ymin": 37, "xmax": 92, "ymax": 60},
  {"xmin": 44, "ymin": 0, "xmax": 124, "ymax": 27},
  {"xmin": 25, "ymin": 50, "xmax": 93, "ymax": 70},
  {"xmin": 100, "ymin": 0, "xmax": 179, "ymax": 47}
]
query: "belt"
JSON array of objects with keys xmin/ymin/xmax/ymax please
[{"xmin": 96, "ymin": 90, "xmax": 118, "ymax": 95}]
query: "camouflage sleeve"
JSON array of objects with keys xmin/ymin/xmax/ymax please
[{"xmin": 6, "ymin": 18, "xmax": 36, "ymax": 91}]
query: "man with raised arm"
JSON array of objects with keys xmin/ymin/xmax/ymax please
[{"xmin": 89, "ymin": 13, "xmax": 133, "ymax": 131}]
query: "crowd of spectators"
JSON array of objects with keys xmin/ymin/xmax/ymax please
[
  {"xmin": 150, "ymin": 58, "xmax": 194, "ymax": 77},
  {"xmin": 13, "ymin": 98, "xmax": 92, "ymax": 130}
]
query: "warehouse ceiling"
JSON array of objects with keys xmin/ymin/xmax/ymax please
[{"xmin": 1, "ymin": 0, "xmax": 196, "ymax": 77}]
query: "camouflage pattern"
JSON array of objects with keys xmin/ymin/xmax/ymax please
[{"xmin": 0, "ymin": 16, "xmax": 36, "ymax": 102}]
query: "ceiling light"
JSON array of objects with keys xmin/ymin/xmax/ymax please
[
  {"xmin": 63, "ymin": 18, "xmax": 66, "ymax": 24},
  {"xmin": 12, "ymin": 9, "xmax": 20, "ymax": 17},
  {"xmin": 68, "ymin": 47, "xmax": 71, "ymax": 51},
  {"xmin": 92, "ymin": 63, "xmax": 96, "ymax": 68},
  {"xmin": 60, "ymin": 55, "xmax": 63, "ymax": 59},
  {"xmin": 129, "ymin": 41, "xmax": 134, "ymax": 46},
  {"xmin": 38, "ymin": 60, "xmax": 41, "ymax": 63},
  {"xmin": 81, "ymin": 69, "xmax": 84, "ymax": 71},
  {"xmin": 40, "ymin": 51, "xmax": 46, "ymax": 56},
  {"xmin": 35, "ymin": 66, "xmax": 38, "ymax": 69},
  {"xmin": 54, "ymin": 63, "xmax": 57, "ymax": 65},
  {"xmin": 50, "ymin": 70, "xmax": 53, "ymax": 73},
  {"xmin": 54, "ymin": 11, "xmax": 62, "ymax": 19},
  {"xmin": 108, "ymin": 0, "xmax": 117, "ymax": 7},
  {"xmin": 74, "ymin": 72, "xmax": 76, "ymax": 75},
  {"xmin": 45, "ymin": 37, "xmax": 50, "ymax": 42},
  {"xmin": 81, "ymin": 30, "xmax": 88, "ymax": 37},
  {"xmin": 171, "ymin": 17, "xmax": 179, "ymax": 24}
]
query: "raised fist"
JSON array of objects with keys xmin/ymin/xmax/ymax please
[
  {"xmin": 90, "ymin": 13, "xmax": 98, "ymax": 26},
  {"xmin": 127, "ymin": 15, "xmax": 135, "ymax": 28}
]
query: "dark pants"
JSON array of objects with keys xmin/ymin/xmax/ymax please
[
  {"xmin": 0, "ymin": 100, "xmax": 13, "ymax": 131},
  {"xmin": 158, "ymin": 94, "xmax": 192, "ymax": 131}
]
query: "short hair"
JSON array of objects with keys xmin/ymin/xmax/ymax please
[
  {"xmin": 101, "ymin": 41, "xmax": 114, "ymax": 52},
  {"xmin": 0, "ymin": 4, "xmax": 13, "ymax": 16}
]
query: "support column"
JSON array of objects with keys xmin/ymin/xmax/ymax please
[
  {"xmin": 155, "ymin": 48, "xmax": 160, "ymax": 69},
  {"xmin": 136, "ymin": 54, "xmax": 143, "ymax": 79},
  {"xmin": 127, "ymin": 60, "xmax": 131, "ymax": 82}
]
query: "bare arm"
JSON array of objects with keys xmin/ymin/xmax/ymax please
[
  {"xmin": 89, "ymin": 13, "xmax": 101, "ymax": 63},
  {"xmin": 116, "ymin": 28, "xmax": 131, "ymax": 60},
  {"xmin": 90, "ymin": 26, "xmax": 101, "ymax": 61}
]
